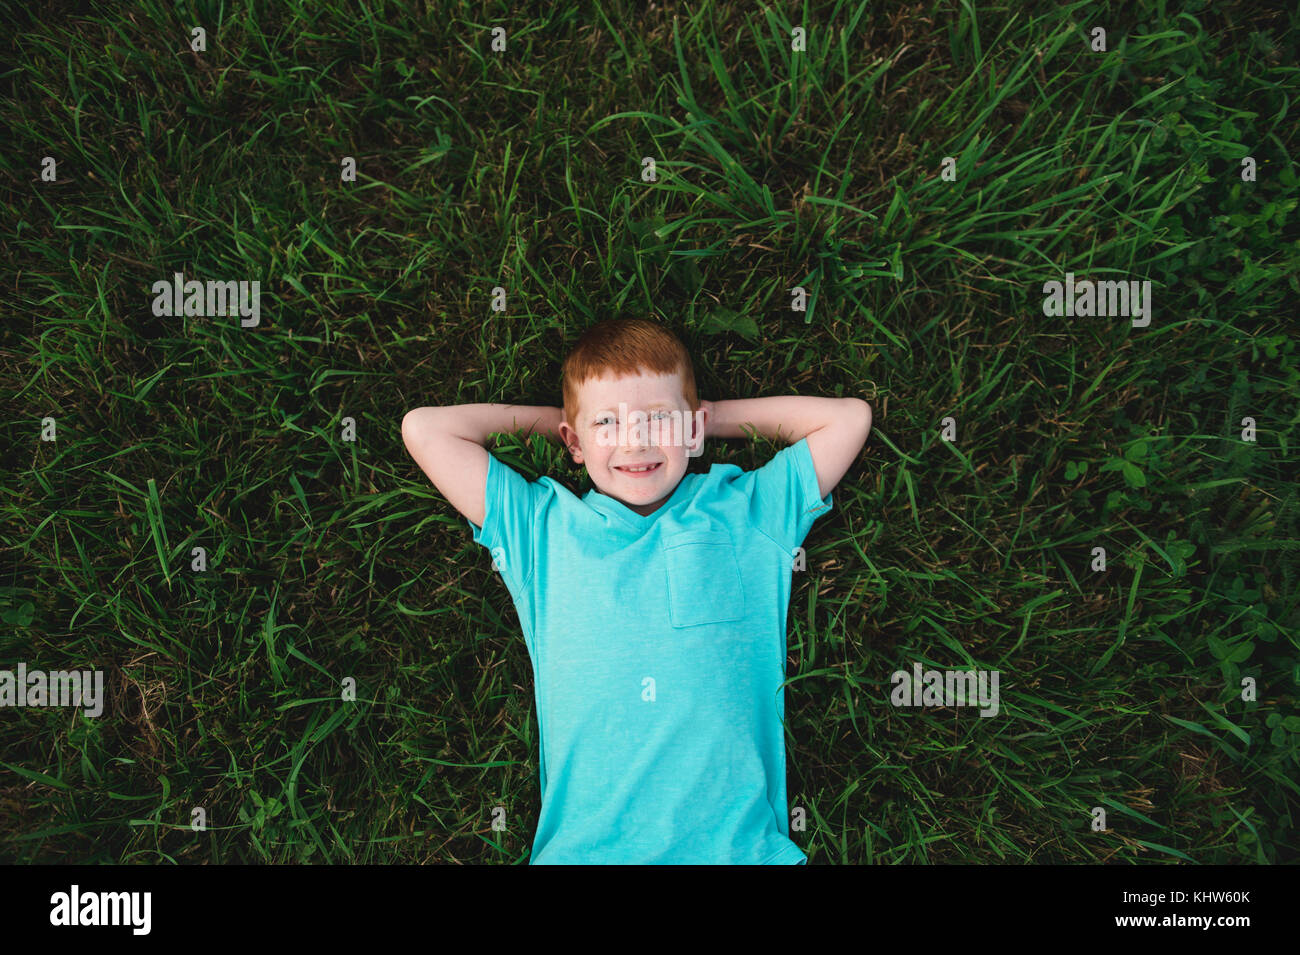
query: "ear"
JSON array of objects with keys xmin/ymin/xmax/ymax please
[{"xmin": 558, "ymin": 420, "xmax": 584, "ymax": 464}]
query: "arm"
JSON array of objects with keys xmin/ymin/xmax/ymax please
[
  {"xmin": 401, "ymin": 404, "xmax": 565, "ymax": 528},
  {"xmin": 703, "ymin": 395, "xmax": 872, "ymax": 499}
]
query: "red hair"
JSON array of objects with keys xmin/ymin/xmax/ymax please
[{"xmin": 561, "ymin": 319, "xmax": 699, "ymax": 426}]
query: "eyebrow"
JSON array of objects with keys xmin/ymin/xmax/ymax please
[{"xmin": 590, "ymin": 402, "xmax": 679, "ymax": 418}]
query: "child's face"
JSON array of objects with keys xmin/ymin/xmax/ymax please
[{"xmin": 559, "ymin": 370, "xmax": 704, "ymax": 517}]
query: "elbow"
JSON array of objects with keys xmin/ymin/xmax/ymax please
[
  {"xmin": 848, "ymin": 398, "xmax": 872, "ymax": 437},
  {"xmin": 400, "ymin": 408, "xmax": 421, "ymax": 440},
  {"xmin": 401, "ymin": 406, "xmax": 440, "ymax": 444}
]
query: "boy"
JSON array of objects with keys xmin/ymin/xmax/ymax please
[{"xmin": 401, "ymin": 319, "xmax": 872, "ymax": 864}]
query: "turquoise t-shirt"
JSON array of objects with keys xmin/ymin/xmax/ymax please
[{"xmin": 469, "ymin": 437, "xmax": 833, "ymax": 864}]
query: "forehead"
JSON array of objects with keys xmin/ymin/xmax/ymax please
[{"xmin": 575, "ymin": 371, "xmax": 684, "ymax": 415}]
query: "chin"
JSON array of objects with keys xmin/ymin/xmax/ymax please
[
  {"xmin": 618, "ymin": 488, "xmax": 662, "ymax": 505},
  {"xmin": 598, "ymin": 462, "xmax": 684, "ymax": 506}
]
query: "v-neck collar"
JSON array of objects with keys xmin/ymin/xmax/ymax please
[{"xmin": 584, "ymin": 470, "xmax": 698, "ymax": 531}]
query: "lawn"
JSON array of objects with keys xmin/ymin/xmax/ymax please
[{"xmin": 1, "ymin": 0, "xmax": 1296, "ymax": 863}]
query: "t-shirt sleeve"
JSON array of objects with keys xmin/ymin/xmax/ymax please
[
  {"xmin": 467, "ymin": 451, "xmax": 547, "ymax": 596},
  {"xmin": 734, "ymin": 436, "xmax": 834, "ymax": 553}
]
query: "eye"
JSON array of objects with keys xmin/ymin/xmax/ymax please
[{"xmin": 652, "ymin": 411, "xmax": 669, "ymax": 419}]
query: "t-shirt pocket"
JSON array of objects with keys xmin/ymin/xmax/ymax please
[{"xmin": 661, "ymin": 529, "xmax": 746, "ymax": 628}]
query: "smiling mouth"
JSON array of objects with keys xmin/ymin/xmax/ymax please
[{"xmin": 615, "ymin": 463, "xmax": 661, "ymax": 474}]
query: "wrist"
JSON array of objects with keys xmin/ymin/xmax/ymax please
[
  {"xmin": 544, "ymin": 406, "xmax": 566, "ymax": 442},
  {"xmin": 514, "ymin": 405, "xmax": 564, "ymax": 442},
  {"xmin": 705, "ymin": 398, "xmax": 749, "ymax": 440}
]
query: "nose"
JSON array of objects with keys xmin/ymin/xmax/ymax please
[{"xmin": 621, "ymin": 414, "xmax": 651, "ymax": 450}]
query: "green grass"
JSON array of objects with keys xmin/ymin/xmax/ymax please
[{"xmin": 1, "ymin": 0, "xmax": 1296, "ymax": 864}]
